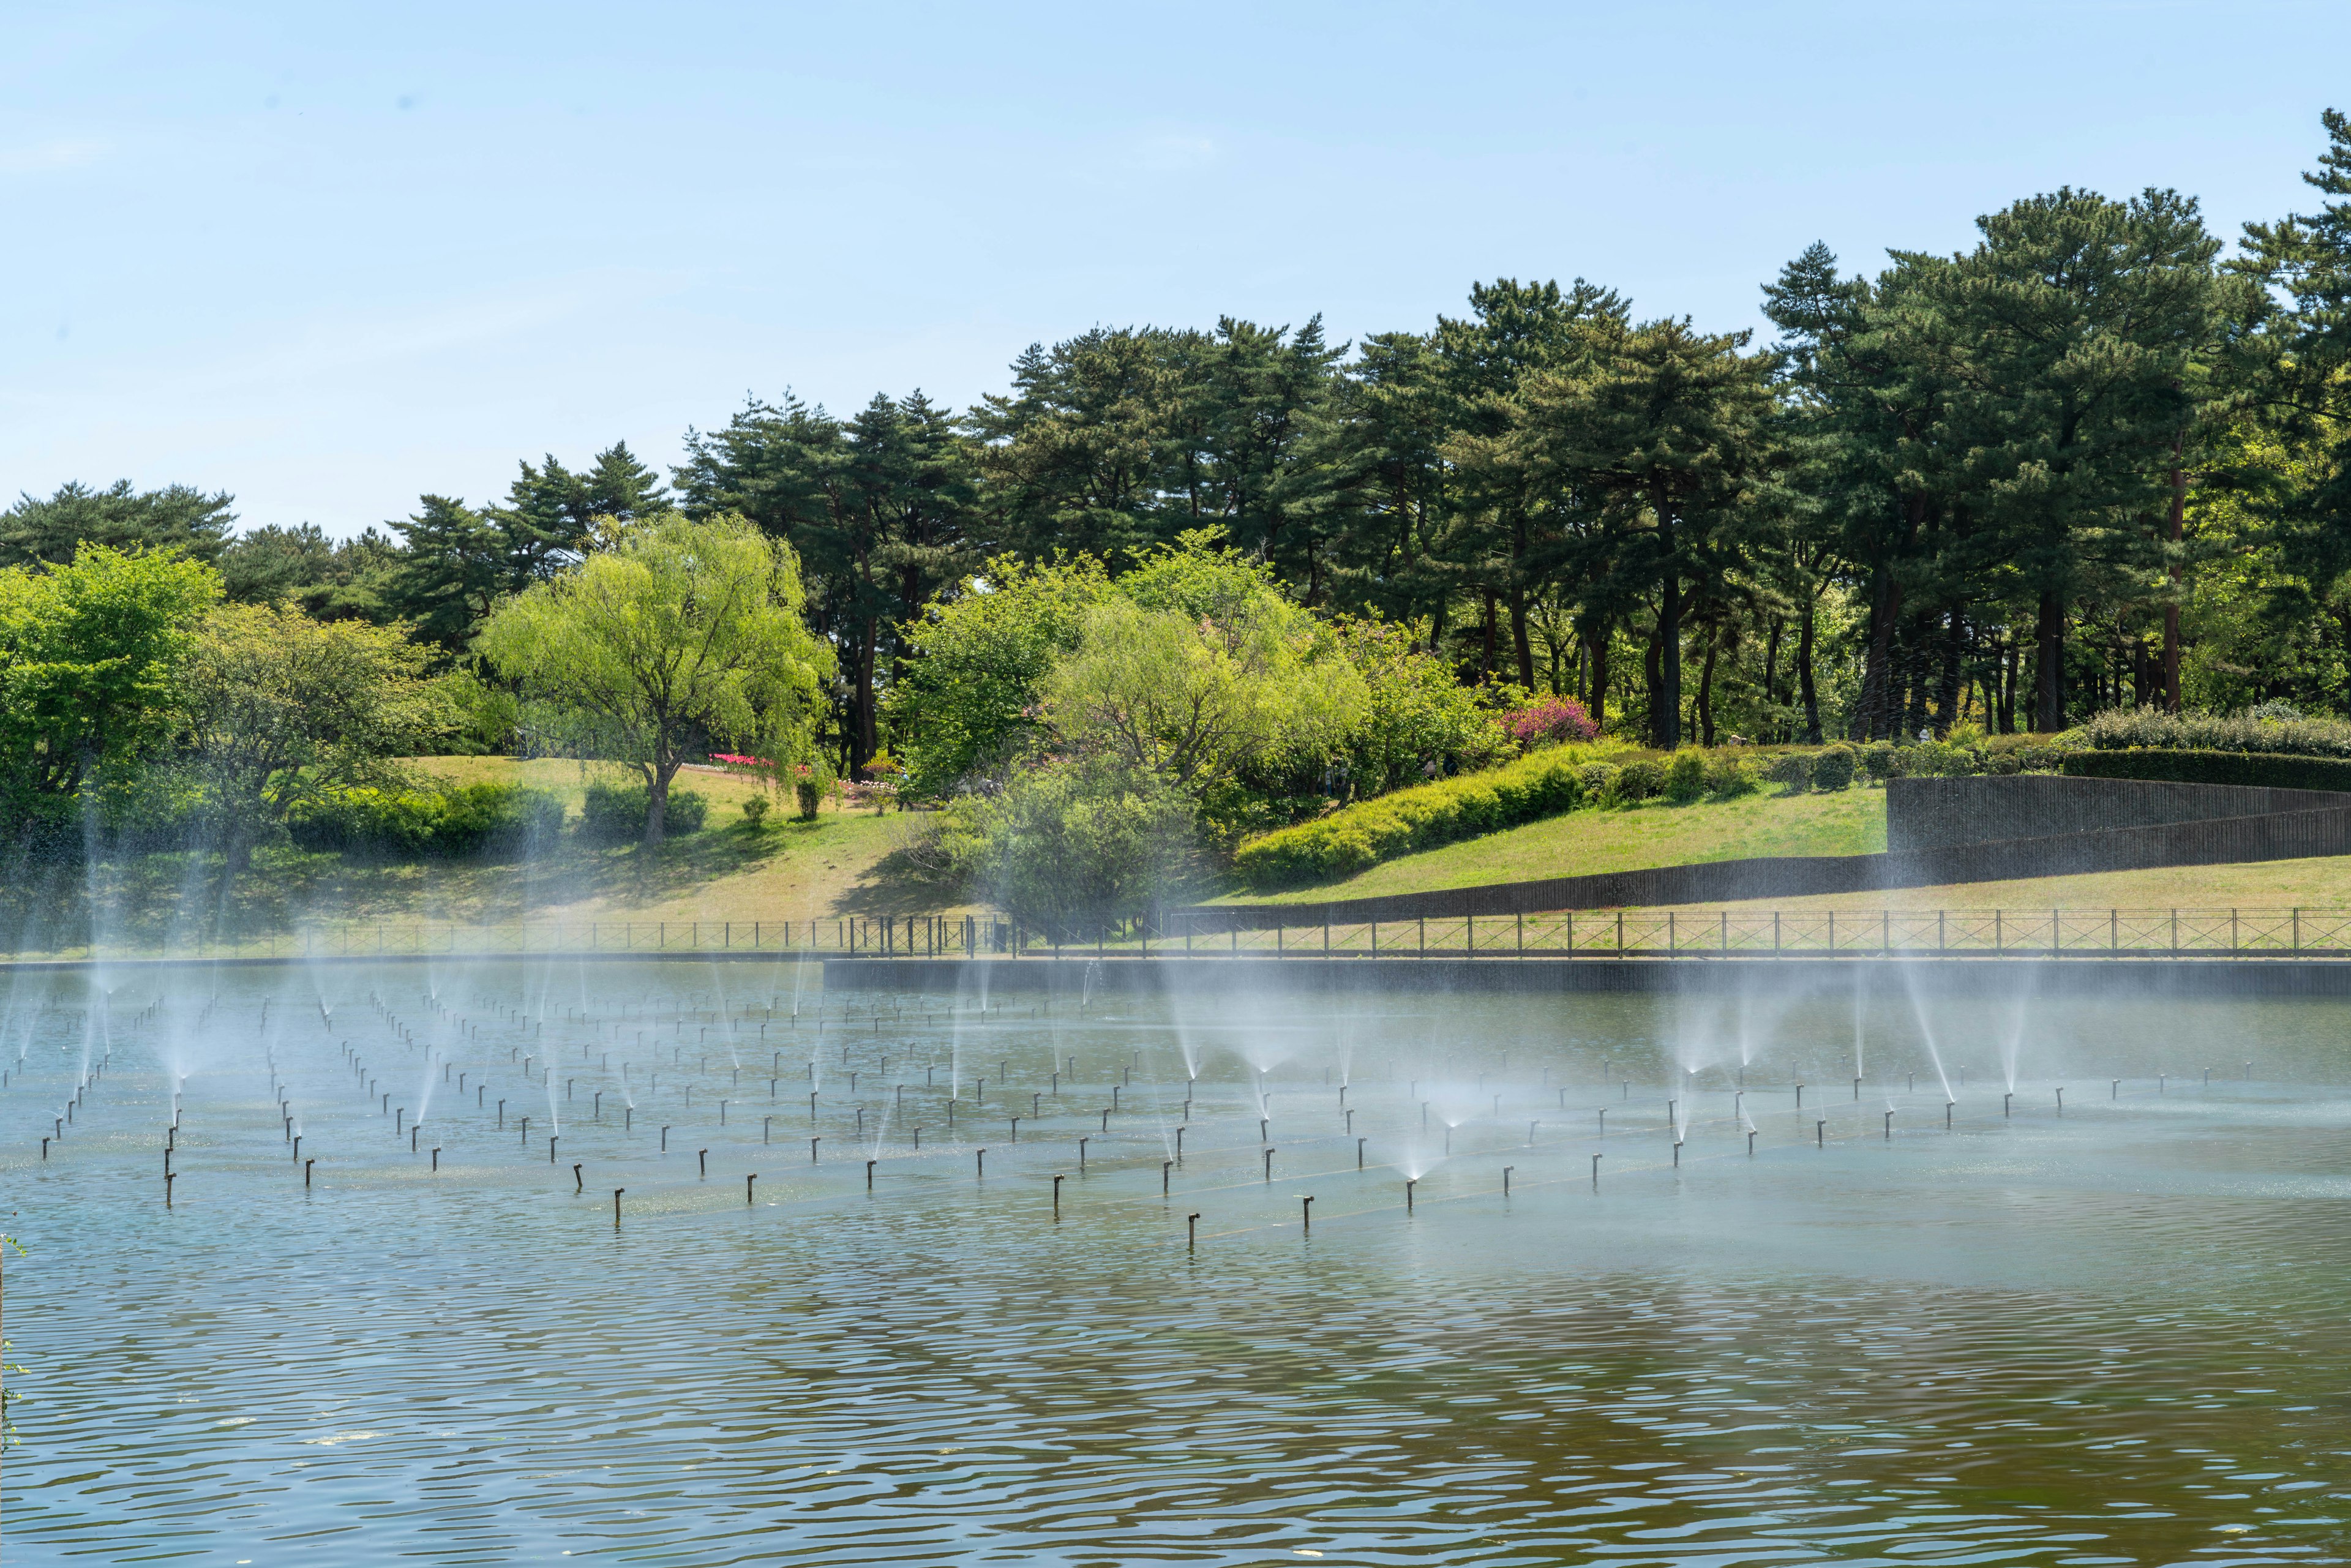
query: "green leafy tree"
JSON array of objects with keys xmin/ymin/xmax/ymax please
[
  {"xmin": 479, "ymin": 511, "xmax": 834, "ymax": 843},
  {"xmin": 883, "ymin": 553, "xmax": 1111, "ymax": 799},
  {"xmin": 178, "ymin": 602, "xmax": 447, "ymax": 871},
  {"xmin": 954, "ymin": 759, "xmax": 1196, "ymax": 939},
  {"xmin": 0, "ymin": 544, "xmax": 221, "ymax": 839}
]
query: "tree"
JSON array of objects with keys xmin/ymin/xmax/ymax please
[
  {"xmin": 178, "ymin": 603, "xmax": 446, "ymax": 871},
  {"xmin": 0, "ymin": 544, "xmax": 220, "ymax": 840},
  {"xmin": 1526, "ymin": 317, "xmax": 1780, "ymax": 746},
  {"xmin": 0, "ymin": 481, "xmax": 238, "ymax": 569},
  {"xmin": 479, "ymin": 511, "xmax": 834, "ymax": 843},
  {"xmin": 494, "ymin": 441, "xmax": 670, "ymax": 582},
  {"xmin": 955, "ymin": 758, "xmax": 1196, "ymax": 939},
  {"xmin": 217, "ymin": 523, "xmax": 400, "ymax": 619},
  {"xmin": 677, "ymin": 391, "xmax": 979, "ymax": 776},
  {"xmin": 386, "ymin": 495, "xmax": 508, "ymax": 653},
  {"xmin": 883, "ymin": 552, "xmax": 1111, "ymax": 800}
]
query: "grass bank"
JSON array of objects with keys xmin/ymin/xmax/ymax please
[
  {"xmin": 47, "ymin": 758, "xmax": 955, "ymax": 952},
  {"xmin": 1207, "ymin": 787, "xmax": 1888, "ymax": 906}
]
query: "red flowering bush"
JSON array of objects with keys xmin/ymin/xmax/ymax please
[{"xmin": 1503, "ymin": 696, "xmax": 1597, "ymax": 749}]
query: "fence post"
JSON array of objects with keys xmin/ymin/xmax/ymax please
[
  {"xmin": 2050, "ymin": 908, "xmax": 2060, "ymax": 961},
  {"xmin": 1720, "ymin": 911, "xmax": 1728, "ymax": 955},
  {"xmin": 1828, "ymin": 910, "xmax": 1835, "ymax": 955},
  {"xmin": 1773, "ymin": 911, "xmax": 1780, "ymax": 955},
  {"xmin": 1565, "ymin": 910, "xmax": 1574, "ymax": 957},
  {"xmin": 1937, "ymin": 910, "xmax": 1945, "ymax": 952},
  {"xmin": 2170, "ymin": 908, "xmax": 2178, "ymax": 956},
  {"xmin": 1882, "ymin": 909, "xmax": 1891, "ymax": 957},
  {"xmin": 1667, "ymin": 911, "xmax": 1675, "ymax": 956},
  {"xmin": 2294, "ymin": 907, "xmax": 2301, "ymax": 951},
  {"xmin": 1993, "ymin": 910, "xmax": 2000, "ymax": 954},
  {"xmin": 1419, "ymin": 918, "xmax": 1425, "ymax": 956},
  {"xmin": 1616, "ymin": 910, "xmax": 1624, "ymax": 958},
  {"xmin": 1466, "ymin": 914, "xmax": 1474, "ymax": 956},
  {"xmin": 2110, "ymin": 908, "xmax": 2118, "ymax": 954},
  {"xmin": 2232, "ymin": 909, "xmax": 2238, "ymax": 952},
  {"xmin": 1517, "ymin": 912, "xmax": 1524, "ymax": 956}
]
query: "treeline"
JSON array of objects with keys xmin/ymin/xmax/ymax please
[{"xmin": 21, "ymin": 111, "xmax": 2351, "ymax": 781}]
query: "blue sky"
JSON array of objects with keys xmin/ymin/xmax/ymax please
[{"xmin": 7, "ymin": 1, "xmax": 2349, "ymax": 538}]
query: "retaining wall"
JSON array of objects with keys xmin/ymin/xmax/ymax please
[
  {"xmin": 1886, "ymin": 775, "xmax": 2351, "ymax": 852},
  {"xmin": 824, "ymin": 955, "xmax": 2351, "ymax": 998}
]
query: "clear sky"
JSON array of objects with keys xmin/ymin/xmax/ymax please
[{"xmin": 8, "ymin": 0, "xmax": 2350, "ymax": 538}]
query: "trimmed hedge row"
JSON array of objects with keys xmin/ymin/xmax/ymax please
[
  {"xmin": 287, "ymin": 782, "xmax": 566, "ymax": 858},
  {"xmin": 1232, "ymin": 748, "xmax": 1593, "ymax": 888},
  {"xmin": 582, "ymin": 781, "xmax": 707, "ymax": 839},
  {"xmin": 2060, "ymin": 747, "xmax": 2351, "ymax": 794}
]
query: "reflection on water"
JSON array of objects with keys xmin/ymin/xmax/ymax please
[{"xmin": 8, "ymin": 962, "xmax": 2351, "ymax": 1564}]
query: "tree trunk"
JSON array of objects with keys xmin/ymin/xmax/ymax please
[
  {"xmin": 1589, "ymin": 630, "xmax": 1609, "ymax": 732},
  {"xmin": 645, "ymin": 764, "xmax": 671, "ymax": 846},
  {"xmin": 1999, "ymin": 636, "xmax": 2017, "ymax": 734},
  {"xmin": 1509, "ymin": 583, "xmax": 1534, "ymax": 691},
  {"xmin": 1655, "ymin": 571, "xmax": 1683, "ymax": 749},
  {"xmin": 1480, "ymin": 590, "xmax": 1498, "ymax": 680},
  {"xmin": 1797, "ymin": 601, "xmax": 1821, "ymax": 743},
  {"xmin": 1697, "ymin": 638, "xmax": 1717, "ymax": 747},
  {"xmin": 1642, "ymin": 620, "xmax": 1663, "ymax": 745},
  {"xmin": 2035, "ymin": 592, "xmax": 2066, "ymax": 732},
  {"xmin": 1858, "ymin": 567, "xmax": 1901, "ymax": 740},
  {"xmin": 854, "ymin": 614, "xmax": 880, "ymax": 773},
  {"xmin": 1762, "ymin": 615, "xmax": 1783, "ymax": 735},
  {"xmin": 1936, "ymin": 610, "xmax": 1963, "ymax": 737},
  {"xmin": 2164, "ymin": 443, "xmax": 2186, "ymax": 713}
]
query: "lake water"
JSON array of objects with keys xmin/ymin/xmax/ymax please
[{"xmin": 7, "ymin": 958, "xmax": 2350, "ymax": 1565}]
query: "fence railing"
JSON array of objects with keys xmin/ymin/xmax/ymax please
[{"xmin": 14, "ymin": 908, "xmax": 2351, "ymax": 964}]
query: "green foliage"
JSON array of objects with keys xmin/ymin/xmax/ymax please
[
  {"xmin": 480, "ymin": 511, "xmax": 833, "ymax": 844},
  {"xmin": 1330, "ymin": 619, "xmax": 1509, "ymax": 793},
  {"xmin": 1231, "ymin": 747, "xmax": 1592, "ymax": 888},
  {"xmin": 0, "ymin": 481, "xmax": 237, "ymax": 570},
  {"xmin": 1859, "ymin": 740, "xmax": 1902, "ymax": 781},
  {"xmin": 287, "ymin": 782, "xmax": 564, "ymax": 858},
  {"xmin": 1663, "ymin": 749, "xmax": 1708, "ymax": 802},
  {"xmin": 886, "ymin": 552, "xmax": 1110, "ymax": 798},
  {"xmin": 948, "ymin": 760, "xmax": 1195, "ymax": 937},
  {"xmin": 1613, "ymin": 758, "xmax": 1667, "ymax": 801},
  {"xmin": 1761, "ymin": 750, "xmax": 1813, "ymax": 791},
  {"xmin": 0, "ymin": 544, "xmax": 222, "ymax": 841},
  {"xmin": 176, "ymin": 601, "xmax": 448, "ymax": 869},
  {"xmin": 2075, "ymin": 705, "xmax": 2351, "ymax": 757},
  {"xmin": 582, "ymin": 781, "xmax": 707, "ymax": 839},
  {"xmin": 740, "ymin": 794, "xmax": 771, "ymax": 830},
  {"xmin": 1810, "ymin": 746, "xmax": 1857, "ymax": 791},
  {"xmin": 2060, "ymin": 747, "xmax": 2351, "ymax": 792},
  {"xmin": 1704, "ymin": 752, "xmax": 1758, "ymax": 798}
]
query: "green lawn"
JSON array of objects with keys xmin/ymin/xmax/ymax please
[
  {"xmin": 1210, "ymin": 786, "xmax": 1888, "ymax": 906},
  {"xmin": 54, "ymin": 758, "xmax": 961, "ymax": 953}
]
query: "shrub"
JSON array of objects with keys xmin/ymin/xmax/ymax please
[
  {"xmin": 2061, "ymin": 747, "xmax": 2351, "ymax": 793},
  {"xmin": 1663, "ymin": 749, "xmax": 1708, "ymax": 803},
  {"xmin": 1761, "ymin": 751, "xmax": 1813, "ymax": 792},
  {"xmin": 1231, "ymin": 747, "xmax": 1593, "ymax": 888},
  {"xmin": 1906, "ymin": 740, "xmax": 1978, "ymax": 778},
  {"xmin": 1503, "ymin": 695, "xmax": 1599, "ymax": 750},
  {"xmin": 1810, "ymin": 746, "xmax": 1857, "ymax": 792},
  {"xmin": 1705, "ymin": 752, "xmax": 1758, "ymax": 798},
  {"xmin": 741, "ymin": 795, "xmax": 771, "ymax": 829},
  {"xmin": 2075, "ymin": 705, "xmax": 2351, "ymax": 759},
  {"xmin": 960, "ymin": 759, "xmax": 1196, "ymax": 937},
  {"xmin": 581, "ymin": 781, "xmax": 706, "ymax": 840},
  {"xmin": 1614, "ymin": 758, "xmax": 1667, "ymax": 802},
  {"xmin": 1580, "ymin": 762, "xmax": 1619, "ymax": 800},
  {"xmin": 795, "ymin": 778, "xmax": 822, "ymax": 820},
  {"xmin": 285, "ymin": 781, "xmax": 563, "ymax": 858},
  {"xmin": 1859, "ymin": 740, "xmax": 1902, "ymax": 782}
]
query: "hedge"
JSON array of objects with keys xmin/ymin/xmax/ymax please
[
  {"xmin": 2060, "ymin": 747, "xmax": 2351, "ymax": 794},
  {"xmin": 1232, "ymin": 748, "xmax": 1592, "ymax": 888},
  {"xmin": 287, "ymin": 782, "xmax": 565, "ymax": 858}
]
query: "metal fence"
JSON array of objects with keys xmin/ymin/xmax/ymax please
[{"xmin": 16, "ymin": 907, "xmax": 2351, "ymax": 964}]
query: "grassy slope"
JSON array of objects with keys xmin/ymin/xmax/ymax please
[
  {"xmin": 1210, "ymin": 787, "xmax": 1888, "ymax": 906},
  {"xmin": 75, "ymin": 759, "xmax": 956, "ymax": 945}
]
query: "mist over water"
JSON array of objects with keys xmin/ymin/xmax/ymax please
[{"xmin": 10, "ymin": 961, "xmax": 2351, "ymax": 1564}]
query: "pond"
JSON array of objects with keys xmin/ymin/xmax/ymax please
[{"xmin": 7, "ymin": 958, "xmax": 2349, "ymax": 1564}]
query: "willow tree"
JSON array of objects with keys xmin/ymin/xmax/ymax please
[{"xmin": 481, "ymin": 511, "xmax": 834, "ymax": 843}]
